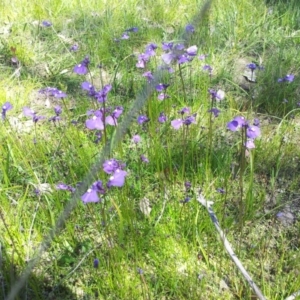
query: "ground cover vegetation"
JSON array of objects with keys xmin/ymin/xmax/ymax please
[{"xmin": 0, "ymin": 0, "xmax": 300, "ymax": 299}]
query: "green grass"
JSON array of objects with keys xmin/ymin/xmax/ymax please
[{"xmin": 0, "ymin": 0, "xmax": 300, "ymax": 299}]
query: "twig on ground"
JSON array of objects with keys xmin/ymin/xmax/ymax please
[{"xmin": 196, "ymin": 192, "xmax": 266, "ymax": 300}]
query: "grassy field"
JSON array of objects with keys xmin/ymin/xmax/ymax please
[{"xmin": 0, "ymin": 0, "xmax": 300, "ymax": 299}]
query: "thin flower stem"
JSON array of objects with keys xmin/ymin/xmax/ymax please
[
  {"xmin": 178, "ymin": 64, "xmax": 187, "ymax": 102},
  {"xmin": 238, "ymin": 127, "xmax": 247, "ymax": 229}
]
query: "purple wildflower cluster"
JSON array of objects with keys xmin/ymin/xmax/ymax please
[
  {"xmin": 39, "ymin": 87, "xmax": 67, "ymax": 98},
  {"xmin": 227, "ymin": 116, "xmax": 261, "ymax": 149},
  {"xmin": 57, "ymin": 159, "xmax": 128, "ymax": 203},
  {"xmin": 136, "ymin": 43, "xmax": 158, "ymax": 68},
  {"xmin": 115, "ymin": 27, "xmax": 138, "ymax": 42},
  {"xmin": 81, "ymin": 82, "xmax": 112, "ymax": 103},
  {"xmin": 171, "ymin": 107, "xmax": 196, "ymax": 130}
]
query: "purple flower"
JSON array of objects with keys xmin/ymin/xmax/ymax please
[
  {"xmin": 136, "ymin": 53, "xmax": 150, "ymax": 69},
  {"xmin": 140, "ymin": 154, "xmax": 149, "ymax": 163},
  {"xmin": 181, "ymin": 197, "xmax": 191, "ymax": 203},
  {"xmin": 253, "ymin": 118, "xmax": 260, "ymax": 126},
  {"xmin": 56, "ymin": 183, "xmax": 75, "ymax": 193},
  {"xmin": 246, "ymin": 125, "xmax": 261, "ymax": 139},
  {"xmin": 278, "ymin": 74, "xmax": 295, "ymax": 83},
  {"xmin": 137, "ymin": 115, "xmax": 149, "ymax": 124},
  {"xmin": 125, "ymin": 27, "xmax": 138, "ymax": 32},
  {"xmin": 185, "ymin": 24, "xmax": 195, "ymax": 33},
  {"xmin": 209, "ymin": 89, "xmax": 225, "ymax": 101},
  {"xmin": 186, "ymin": 45, "xmax": 197, "ymax": 56},
  {"xmin": 155, "ymin": 83, "xmax": 169, "ymax": 92},
  {"xmin": 245, "ymin": 139, "xmax": 255, "ymax": 149},
  {"xmin": 157, "ymin": 93, "xmax": 170, "ymax": 100},
  {"xmin": 105, "ymin": 106, "xmax": 123, "ymax": 126},
  {"xmin": 23, "ymin": 107, "xmax": 44, "ymax": 123},
  {"xmin": 208, "ymin": 108, "xmax": 220, "ymax": 117},
  {"xmin": 216, "ymin": 188, "xmax": 225, "ymax": 194},
  {"xmin": 198, "ymin": 54, "xmax": 208, "ymax": 60},
  {"xmin": 158, "ymin": 112, "xmax": 167, "ymax": 123},
  {"xmin": 81, "ymin": 81, "xmax": 96, "ymax": 97},
  {"xmin": 95, "ymin": 84, "xmax": 112, "ymax": 103},
  {"xmin": 171, "ymin": 119, "xmax": 184, "ymax": 130},
  {"xmin": 70, "ymin": 43, "xmax": 79, "ymax": 52},
  {"xmin": 73, "ymin": 56, "xmax": 90, "ymax": 75},
  {"xmin": 227, "ymin": 116, "xmax": 246, "ymax": 131},
  {"xmin": 132, "ymin": 135, "xmax": 141, "ymax": 143},
  {"xmin": 161, "ymin": 43, "xmax": 197, "ymax": 65},
  {"xmin": 184, "ymin": 181, "xmax": 192, "ymax": 190},
  {"xmin": 121, "ymin": 32, "xmax": 130, "ymax": 40},
  {"xmin": 107, "ymin": 169, "xmax": 127, "ymax": 187},
  {"xmin": 162, "ymin": 42, "xmax": 173, "ymax": 51},
  {"xmin": 142, "ymin": 71, "xmax": 154, "ymax": 82},
  {"xmin": 39, "ymin": 87, "xmax": 67, "ymax": 98},
  {"xmin": 103, "ymin": 159, "xmax": 121, "ymax": 174},
  {"xmin": 2, "ymin": 102, "xmax": 13, "ymax": 120},
  {"xmin": 179, "ymin": 107, "xmax": 191, "ymax": 115},
  {"xmin": 81, "ymin": 180, "xmax": 106, "ymax": 203},
  {"xmin": 203, "ymin": 65, "xmax": 213, "ymax": 74},
  {"xmin": 93, "ymin": 258, "xmax": 99, "ymax": 268},
  {"xmin": 246, "ymin": 63, "xmax": 257, "ymax": 71},
  {"xmin": 85, "ymin": 110, "xmax": 104, "ymax": 130},
  {"xmin": 171, "ymin": 114, "xmax": 196, "ymax": 129},
  {"xmin": 145, "ymin": 43, "xmax": 157, "ymax": 56},
  {"xmin": 42, "ymin": 20, "xmax": 52, "ymax": 27}
]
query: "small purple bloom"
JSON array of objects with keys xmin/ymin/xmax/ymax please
[
  {"xmin": 181, "ymin": 197, "xmax": 191, "ymax": 203},
  {"xmin": 186, "ymin": 45, "xmax": 197, "ymax": 56},
  {"xmin": 216, "ymin": 188, "xmax": 225, "ymax": 194},
  {"xmin": 86, "ymin": 115, "xmax": 104, "ymax": 130},
  {"xmin": 125, "ymin": 27, "xmax": 138, "ymax": 32},
  {"xmin": 56, "ymin": 183, "xmax": 75, "ymax": 193},
  {"xmin": 103, "ymin": 159, "xmax": 121, "ymax": 174},
  {"xmin": 23, "ymin": 107, "xmax": 44, "ymax": 123},
  {"xmin": 246, "ymin": 125, "xmax": 261, "ymax": 139},
  {"xmin": 162, "ymin": 42, "xmax": 173, "ymax": 51},
  {"xmin": 208, "ymin": 108, "xmax": 220, "ymax": 117},
  {"xmin": 246, "ymin": 63, "xmax": 257, "ymax": 71},
  {"xmin": 121, "ymin": 32, "xmax": 130, "ymax": 40},
  {"xmin": 42, "ymin": 20, "xmax": 52, "ymax": 27},
  {"xmin": 2, "ymin": 102, "xmax": 13, "ymax": 120},
  {"xmin": 142, "ymin": 71, "xmax": 154, "ymax": 82},
  {"xmin": 107, "ymin": 169, "xmax": 127, "ymax": 187},
  {"xmin": 253, "ymin": 118, "xmax": 260, "ymax": 126},
  {"xmin": 198, "ymin": 54, "xmax": 208, "ymax": 60},
  {"xmin": 140, "ymin": 154, "xmax": 149, "ymax": 163},
  {"xmin": 155, "ymin": 83, "xmax": 169, "ymax": 92},
  {"xmin": 185, "ymin": 24, "xmax": 195, "ymax": 33},
  {"xmin": 145, "ymin": 43, "xmax": 157, "ymax": 56},
  {"xmin": 245, "ymin": 139, "xmax": 255, "ymax": 149},
  {"xmin": 179, "ymin": 107, "xmax": 191, "ymax": 115},
  {"xmin": 203, "ymin": 65, "xmax": 213, "ymax": 74},
  {"xmin": 70, "ymin": 43, "xmax": 79, "ymax": 52},
  {"xmin": 184, "ymin": 181, "xmax": 192, "ymax": 190},
  {"xmin": 158, "ymin": 112, "xmax": 167, "ymax": 123},
  {"xmin": 227, "ymin": 116, "xmax": 246, "ymax": 131},
  {"xmin": 278, "ymin": 74, "xmax": 295, "ymax": 83},
  {"xmin": 157, "ymin": 93, "xmax": 170, "ymax": 101},
  {"xmin": 171, "ymin": 119, "xmax": 184, "ymax": 130},
  {"xmin": 136, "ymin": 53, "xmax": 150, "ymax": 69},
  {"xmin": 93, "ymin": 258, "xmax": 99, "ymax": 268},
  {"xmin": 132, "ymin": 135, "xmax": 141, "ymax": 143},
  {"xmin": 209, "ymin": 89, "xmax": 225, "ymax": 101},
  {"xmin": 73, "ymin": 56, "xmax": 90, "ymax": 75},
  {"xmin": 137, "ymin": 115, "xmax": 149, "ymax": 124}
]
